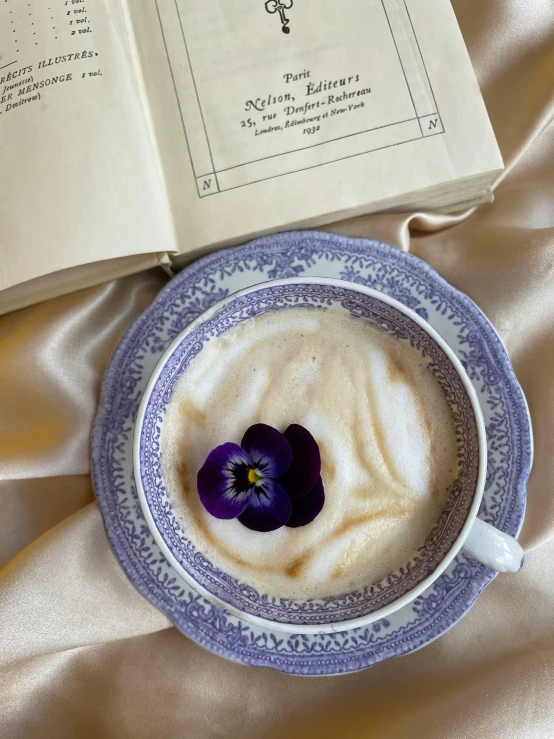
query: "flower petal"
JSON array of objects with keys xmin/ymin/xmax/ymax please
[
  {"xmin": 286, "ymin": 476, "xmax": 325, "ymax": 528},
  {"xmin": 197, "ymin": 443, "xmax": 252, "ymax": 519},
  {"xmin": 240, "ymin": 424, "xmax": 292, "ymax": 478},
  {"xmin": 278, "ymin": 424, "xmax": 321, "ymax": 498},
  {"xmin": 238, "ymin": 479, "xmax": 292, "ymax": 532}
]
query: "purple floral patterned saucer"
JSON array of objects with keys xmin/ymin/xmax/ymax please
[{"xmin": 91, "ymin": 231, "xmax": 532, "ymax": 675}]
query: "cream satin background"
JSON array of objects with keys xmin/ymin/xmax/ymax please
[{"xmin": 1, "ymin": 1, "xmax": 553, "ymax": 736}]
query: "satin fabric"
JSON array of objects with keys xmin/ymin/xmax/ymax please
[{"xmin": 1, "ymin": 1, "xmax": 553, "ymax": 736}]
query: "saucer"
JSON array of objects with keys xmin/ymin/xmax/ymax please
[{"xmin": 91, "ymin": 231, "xmax": 532, "ymax": 675}]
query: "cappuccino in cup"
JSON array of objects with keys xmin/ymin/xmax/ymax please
[{"xmin": 161, "ymin": 307, "xmax": 460, "ymax": 600}]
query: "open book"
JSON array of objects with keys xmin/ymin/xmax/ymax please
[{"xmin": 0, "ymin": 0, "xmax": 503, "ymax": 314}]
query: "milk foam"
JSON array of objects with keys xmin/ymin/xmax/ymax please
[{"xmin": 161, "ymin": 308, "xmax": 459, "ymax": 599}]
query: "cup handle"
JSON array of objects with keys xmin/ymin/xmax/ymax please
[{"xmin": 462, "ymin": 518, "xmax": 524, "ymax": 573}]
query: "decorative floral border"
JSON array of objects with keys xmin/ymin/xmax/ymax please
[
  {"xmin": 91, "ymin": 232, "xmax": 531, "ymax": 675},
  {"xmin": 138, "ymin": 282, "xmax": 480, "ymax": 626}
]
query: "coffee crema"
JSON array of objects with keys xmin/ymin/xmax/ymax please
[{"xmin": 161, "ymin": 307, "xmax": 460, "ymax": 600}]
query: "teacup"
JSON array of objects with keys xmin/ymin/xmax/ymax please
[{"xmin": 134, "ymin": 277, "xmax": 524, "ymax": 634}]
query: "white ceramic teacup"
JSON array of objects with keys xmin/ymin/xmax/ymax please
[{"xmin": 134, "ymin": 277, "xmax": 524, "ymax": 634}]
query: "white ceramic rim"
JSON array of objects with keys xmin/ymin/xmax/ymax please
[{"xmin": 133, "ymin": 276, "xmax": 488, "ymax": 634}]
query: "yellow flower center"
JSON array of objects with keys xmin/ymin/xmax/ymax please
[{"xmin": 248, "ymin": 468, "xmax": 262, "ymax": 485}]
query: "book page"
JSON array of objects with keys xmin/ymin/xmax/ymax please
[
  {"xmin": 127, "ymin": 0, "xmax": 503, "ymax": 255},
  {"xmin": 0, "ymin": 0, "xmax": 177, "ymax": 292}
]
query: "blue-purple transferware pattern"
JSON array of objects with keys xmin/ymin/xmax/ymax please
[{"xmin": 91, "ymin": 231, "xmax": 532, "ymax": 675}]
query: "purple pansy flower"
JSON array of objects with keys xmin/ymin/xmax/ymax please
[
  {"xmin": 197, "ymin": 423, "xmax": 325, "ymax": 532},
  {"xmin": 286, "ymin": 476, "xmax": 325, "ymax": 528},
  {"xmin": 280, "ymin": 424, "xmax": 321, "ymax": 498}
]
